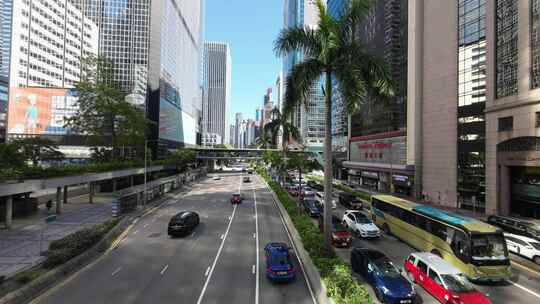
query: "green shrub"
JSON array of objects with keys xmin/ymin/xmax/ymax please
[
  {"xmin": 13, "ymin": 268, "xmax": 47, "ymax": 284},
  {"xmin": 257, "ymin": 169, "xmax": 372, "ymax": 304},
  {"xmin": 44, "ymin": 219, "xmax": 119, "ymax": 269}
]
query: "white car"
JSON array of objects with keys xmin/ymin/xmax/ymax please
[
  {"xmin": 213, "ymin": 176, "xmax": 221, "ymax": 180},
  {"xmin": 504, "ymin": 233, "xmax": 540, "ymax": 265},
  {"xmin": 315, "ymin": 192, "xmax": 337, "ymax": 209},
  {"xmin": 342, "ymin": 210, "xmax": 380, "ymax": 238}
]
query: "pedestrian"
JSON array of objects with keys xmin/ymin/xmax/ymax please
[{"xmin": 45, "ymin": 200, "xmax": 52, "ymax": 213}]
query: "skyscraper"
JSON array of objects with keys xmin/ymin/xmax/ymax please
[
  {"xmin": 234, "ymin": 112, "xmax": 243, "ymax": 148},
  {"xmin": 282, "ymin": 0, "xmax": 325, "ymax": 149},
  {"xmin": 203, "ymin": 42, "xmax": 231, "ymax": 145},
  {"xmin": 147, "ymin": 0, "xmax": 204, "ymax": 149},
  {"xmin": 0, "ymin": 0, "xmax": 12, "ymax": 142}
]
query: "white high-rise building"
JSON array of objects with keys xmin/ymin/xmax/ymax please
[
  {"xmin": 203, "ymin": 41, "xmax": 231, "ymax": 145},
  {"xmin": 282, "ymin": 0, "xmax": 325, "ymax": 149}
]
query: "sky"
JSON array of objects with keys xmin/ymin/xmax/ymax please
[{"xmin": 205, "ymin": 0, "xmax": 283, "ymax": 123}]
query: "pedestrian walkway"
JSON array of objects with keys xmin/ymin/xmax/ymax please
[{"xmin": 0, "ymin": 193, "xmax": 113, "ymax": 279}]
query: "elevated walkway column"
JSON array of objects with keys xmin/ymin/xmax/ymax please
[
  {"xmin": 89, "ymin": 182, "xmax": 95, "ymax": 204},
  {"xmin": 63, "ymin": 186, "xmax": 68, "ymax": 204},
  {"xmin": 56, "ymin": 187, "xmax": 62, "ymax": 214},
  {"xmin": 5, "ymin": 196, "xmax": 13, "ymax": 229}
]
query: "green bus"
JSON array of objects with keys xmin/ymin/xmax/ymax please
[{"xmin": 370, "ymin": 195, "xmax": 511, "ymax": 281}]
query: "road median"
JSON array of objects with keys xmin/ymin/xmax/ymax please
[{"xmin": 258, "ymin": 170, "xmax": 372, "ymax": 304}]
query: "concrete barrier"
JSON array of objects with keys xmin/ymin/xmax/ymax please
[{"xmin": 260, "ymin": 176, "xmax": 330, "ymax": 304}]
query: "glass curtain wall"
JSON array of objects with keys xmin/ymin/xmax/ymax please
[
  {"xmin": 495, "ymin": 0, "xmax": 518, "ymax": 98},
  {"xmin": 457, "ymin": 0, "xmax": 487, "ymax": 212},
  {"xmin": 532, "ymin": 0, "xmax": 540, "ymax": 88}
]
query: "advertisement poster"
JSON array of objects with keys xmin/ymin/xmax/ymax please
[{"xmin": 7, "ymin": 87, "xmax": 77, "ymax": 135}]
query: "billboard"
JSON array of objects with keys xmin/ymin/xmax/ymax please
[
  {"xmin": 349, "ymin": 135, "xmax": 407, "ymax": 165},
  {"xmin": 7, "ymin": 87, "xmax": 77, "ymax": 135}
]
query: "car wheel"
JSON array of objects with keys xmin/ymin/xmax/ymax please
[
  {"xmin": 375, "ymin": 288, "xmax": 385, "ymax": 303},
  {"xmin": 534, "ymin": 256, "xmax": 540, "ymax": 265}
]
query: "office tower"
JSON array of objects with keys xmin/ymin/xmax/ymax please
[
  {"xmin": 234, "ymin": 112, "xmax": 243, "ymax": 148},
  {"xmin": 276, "ymin": 72, "xmax": 284, "ymax": 111},
  {"xmin": 203, "ymin": 42, "xmax": 231, "ymax": 145},
  {"xmin": 262, "ymin": 88, "xmax": 274, "ymax": 127},
  {"xmin": 147, "ymin": 0, "xmax": 205, "ymax": 149},
  {"xmin": 282, "ymin": 0, "xmax": 325, "ymax": 148},
  {"xmin": 0, "ymin": 0, "xmax": 12, "ymax": 142},
  {"xmin": 6, "ymin": 0, "xmax": 99, "ymax": 141}
]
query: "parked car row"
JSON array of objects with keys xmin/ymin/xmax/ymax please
[{"xmin": 487, "ymin": 215, "xmax": 540, "ymax": 241}]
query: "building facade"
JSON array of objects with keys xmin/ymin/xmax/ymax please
[
  {"xmin": 339, "ymin": 0, "xmax": 411, "ymax": 195},
  {"xmin": 234, "ymin": 112, "xmax": 243, "ymax": 148},
  {"xmin": 202, "ymin": 41, "xmax": 231, "ymax": 145},
  {"xmin": 0, "ymin": 0, "xmax": 12, "ymax": 143},
  {"xmin": 283, "ymin": 0, "xmax": 325, "ymax": 149},
  {"xmin": 148, "ymin": 0, "xmax": 204, "ymax": 151}
]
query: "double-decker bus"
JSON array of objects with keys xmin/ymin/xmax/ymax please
[{"xmin": 370, "ymin": 195, "xmax": 511, "ymax": 281}]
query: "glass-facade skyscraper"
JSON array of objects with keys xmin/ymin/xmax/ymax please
[
  {"xmin": 0, "ymin": 0, "xmax": 12, "ymax": 143},
  {"xmin": 283, "ymin": 0, "xmax": 325, "ymax": 148}
]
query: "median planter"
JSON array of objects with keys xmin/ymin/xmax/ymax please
[{"xmin": 257, "ymin": 169, "xmax": 372, "ymax": 304}]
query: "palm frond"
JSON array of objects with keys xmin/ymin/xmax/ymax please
[
  {"xmin": 282, "ymin": 58, "xmax": 324, "ymax": 115},
  {"xmin": 274, "ymin": 27, "xmax": 322, "ymax": 59}
]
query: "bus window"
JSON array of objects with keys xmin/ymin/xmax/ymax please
[{"xmin": 451, "ymin": 230, "xmax": 470, "ymax": 263}]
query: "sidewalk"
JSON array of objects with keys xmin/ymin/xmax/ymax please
[{"xmin": 0, "ymin": 193, "xmax": 113, "ymax": 279}]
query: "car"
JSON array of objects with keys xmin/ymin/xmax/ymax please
[
  {"xmin": 504, "ymin": 233, "xmax": 540, "ymax": 265},
  {"xmin": 243, "ymin": 176, "xmax": 251, "ymax": 183},
  {"xmin": 342, "ymin": 210, "xmax": 381, "ymax": 238},
  {"xmin": 248, "ymin": 170, "xmax": 253, "ymax": 174},
  {"xmin": 168, "ymin": 211, "xmax": 199, "ymax": 237},
  {"xmin": 302, "ymin": 198, "xmax": 323, "ymax": 218},
  {"xmin": 307, "ymin": 180, "xmax": 324, "ymax": 191},
  {"xmin": 318, "ymin": 215, "xmax": 352, "ymax": 248},
  {"xmin": 338, "ymin": 192, "xmax": 363, "ymax": 210},
  {"xmin": 230, "ymin": 193, "xmax": 243, "ymax": 204},
  {"xmin": 487, "ymin": 215, "xmax": 540, "ymax": 241},
  {"xmin": 351, "ymin": 248, "xmax": 416, "ymax": 304},
  {"xmin": 300, "ymin": 187, "xmax": 316, "ymax": 199},
  {"xmin": 404, "ymin": 252, "xmax": 491, "ymax": 304},
  {"xmin": 264, "ymin": 242, "xmax": 296, "ymax": 282},
  {"xmin": 287, "ymin": 186, "xmax": 300, "ymax": 196},
  {"xmin": 213, "ymin": 176, "xmax": 221, "ymax": 180},
  {"xmin": 315, "ymin": 192, "xmax": 337, "ymax": 209}
]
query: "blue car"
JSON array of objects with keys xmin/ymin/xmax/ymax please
[
  {"xmin": 264, "ymin": 243, "xmax": 296, "ymax": 282},
  {"xmin": 351, "ymin": 248, "xmax": 416, "ymax": 304}
]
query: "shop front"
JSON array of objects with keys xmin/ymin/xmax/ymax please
[
  {"xmin": 392, "ymin": 174, "xmax": 413, "ymax": 196},
  {"xmin": 361, "ymin": 171, "xmax": 380, "ymax": 191}
]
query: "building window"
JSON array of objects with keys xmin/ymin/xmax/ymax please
[
  {"xmin": 536, "ymin": 112, "xmax": 540, "ymax": 128},
  {"xmin": 496, "ymin": 0, "xmax": 518, "ymax": 98},
  {"xmin": 498, "ymin": 116, "xmax": 514, "ymax": 131},
  {"xmin": 532, "ymin": 0, "xmax": 540, "ymax": 88}
]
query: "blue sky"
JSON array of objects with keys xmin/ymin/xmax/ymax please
[{"xmin": 205, "ymin": 0, "xmax": 283, "ymax": 123}]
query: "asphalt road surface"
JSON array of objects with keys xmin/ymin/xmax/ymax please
[
  {"xmin": 324, "ymin": 190, "xmax": 540, "ymax": 304},
  {"xmin": 34, "ymin": 174, "xmax": 315, "ymax": 304}
]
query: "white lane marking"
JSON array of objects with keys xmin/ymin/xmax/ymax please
[
  {"xmin": 133, "ymin": 230, "xmax": 138, "ymax": 235},
  {"xmin": 204, "ymin": 266, "xmax": 211, "ymax": 276},
  {"xmin": 260, "ymin": 175, "xmax": 317, "ymax": 304},
  {"xmin": 143, "ymin": 223, "xmax": 149, "ymax": 228},
  {"xmin": 253, "ymin": 233, "xmax": 256, "ymax": 239},
  {"xmin": 509, "ymin": 281, "xmax": 540, "ymax": 299},
  {"xmin": 160, "ymin": 265, "xmax": 169, "ymax": 275},
  {"xmin": 191, "ymin": 232, "xmax": 196, "ymax": 238},
  {"xmin": 254, "ymin": 189, "xmax": 260, "ymax": 304},
  {"xmin": 220, "ymin": 234, "xmax": 224, "ymax": 240},
  {"xmin": 197, "ymin": 204, "xmax": 238, "ymax": 304},
  {"xmin": 111, "ymin": 267, "xmax": 122, "ymax": 277},
  {"xmin": 252, "ymin": 264, "xmax": 256, "ymax": 274}
]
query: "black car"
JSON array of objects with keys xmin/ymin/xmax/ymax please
[
  {"xmin": 168, "ymin": 211, "xmax": 199, "ymax": 236},
  {"xmin": 338, "ymin": 193, "xmax": 363, "ymax": 210},
  {"xmin": 243, "ymin": 176, "xmax": 251, "ymax": 183},
  {"xmin": 302, "ymin": 199, "xmax": 323, "ymax": 218},
  {"xmin": 487, "ymin": 215, "xmax": 540, "ymax": 241}
]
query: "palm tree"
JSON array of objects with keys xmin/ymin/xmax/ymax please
[
  {"xmin": 263, "ymin": 107, "xmax": 301, "ymax": 156},
  {"xmin": 274, "ymin": 0, "xmax": 393, "ymax": 250},
  {"xmin": 255, "ymin": 130, "xmax": 272, "ymax": 149}
]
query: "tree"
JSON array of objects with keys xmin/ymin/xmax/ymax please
[
  {"xmin": 168, "ymin": 149, "xmax": 197, "ymax": 172},
  {"xmin": 65, "ymin": 55, "xmax": 148, "ymax": 159},
  {"xmin": 264, "ymin": 107, "xmax": 301, "ymax": 157},
  {"xmin": 286, "ymin": 152, "xmax": 316, "ymax": 193},
  {"xmin": 0, "ymin": 142, "xmax": 26, "ymax": 169},
  {"xmin": 274, "ymin": 0, "xmax": 394, "ymax": 250},
  {"xmin": 11, "ymin": 137, "xmax": 65, "ymax": 166},
  {"xmin": 255, "ymin": 130, "xmax": 273, "ymax": 149}
]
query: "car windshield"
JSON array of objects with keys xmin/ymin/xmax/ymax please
[
  {"xmin": 353, "ymin": 215, "xmax": 370, "ymax": 224},
  {"xmin": 269, "ymin": 255, "xmax": 290, "ymax": 266},
  {"xmin": 471, "ymin": 234, "xmax": 508, "ymax": 261},
  {"xmin": 441, "ymin": 274, "xmax": 476, "ymax": 292},
  {"xmin": 373, "ymin": 259, "xmax": 401, "ymax": 278},
  {"xmin": 530, "ymin": 242, "xmax": 540, "ymax": 250}
]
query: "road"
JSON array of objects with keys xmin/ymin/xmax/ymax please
[
  {"xmin": 34, "ymin": 173, "xmax": 315, "ymax": 304},
  {"xmin": 322, "ymin": 190, "xmax": 540, "ymax": 304}
]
